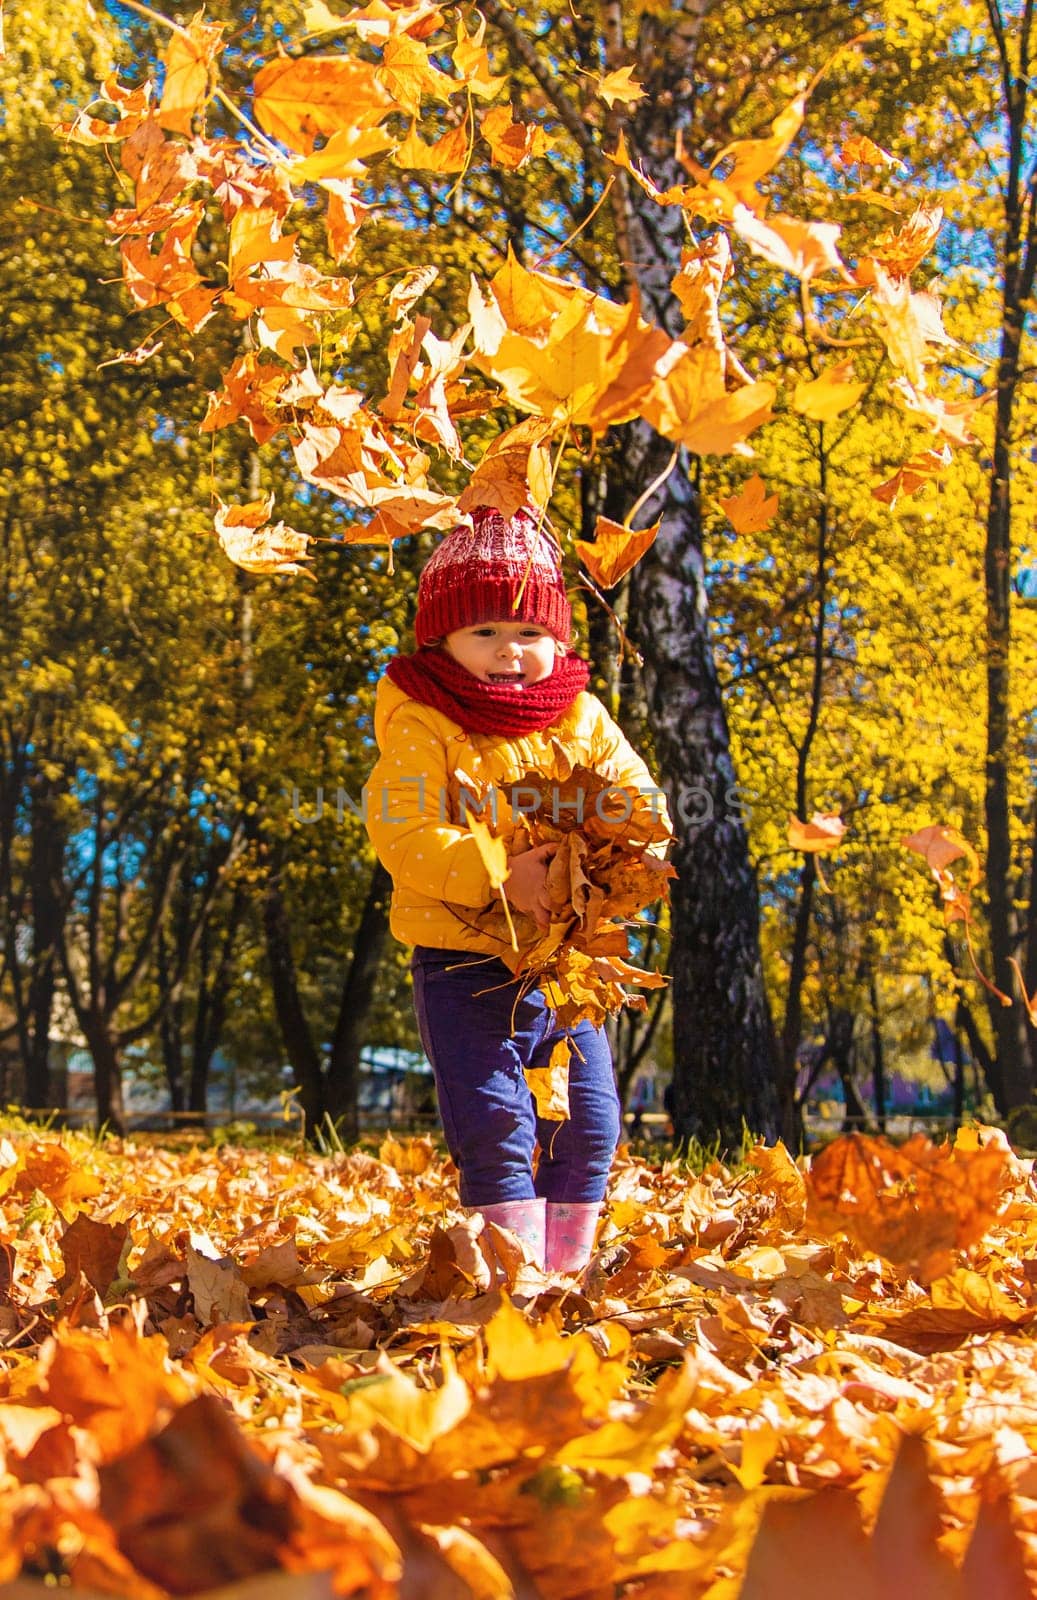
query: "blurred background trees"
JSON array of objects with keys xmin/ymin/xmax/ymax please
[{"xmin": 0, "ymin": 0, "xmax": 1032, "ymax": 1142}]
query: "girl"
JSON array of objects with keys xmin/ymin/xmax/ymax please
[{"xmin": 365, "ymin": 505, "xmax": 669, "ymax": 1273}]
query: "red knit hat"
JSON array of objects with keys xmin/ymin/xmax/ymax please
[{"xmin": 415, "ymin": 505, "xmax": 572, "ymax": 646}]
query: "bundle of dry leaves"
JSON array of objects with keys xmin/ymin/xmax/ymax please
[
  {"xmin": 467, "ymin": 761, "xmax": 675, "ymax": 1029},
  {"xmin": 0, "ymin": 1121, "xmax": 1035, "ymax": 1597}
]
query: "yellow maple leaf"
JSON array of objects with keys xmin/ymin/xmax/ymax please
[
  {"xmin": 717, "ymin": 474, "xmax": 779, "ymax": 534},
  {"xmin": 711, "ymin": 93, "xmax": 807, "ymax": 204},
  {"xmin": 525, "ymin": 1039, "xmax": 571, "ymax": 1121},
  {"xmin": 452, "ymin": 15, "xmax": 507, "ymax": 100},
  {"xmin": 378, "ymin": 33, "xmax": 457, "ymax": 116},
  {"xmin": 475, "ymin": 264, "xmax": 670, "ymax": 434},
  {"xmin": 467, "ymin": 815, "xmax": 510, "ymax": 892},
  {"xmin": 287, "ymin": 125, "xmax": 397, "ymax": 182},
  {"xmin": 594, "ymin": 65, "xmax": 645, "ymax": 108},
  {"xmin": 394, "ymin": 117, "xmax": 469, "ymax": 173},
  {"xmin": 792, "ymin": 360, "xmax": 867, "ymax": 422},
  {"xmin": 644, "ymin": 353, "xmax": 775, "ymax": 454}
]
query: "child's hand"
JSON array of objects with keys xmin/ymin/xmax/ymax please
[{"xmin": 505, "ymin": 844, "xmax": 557, "ymax": 929}]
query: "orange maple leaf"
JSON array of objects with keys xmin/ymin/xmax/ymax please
[
  {"xmin": 805, "ymin": 1131, "xmax": 1012, "ymax": 1283},
  {"xmin": 837, "ymin": 132, "xmax": 907, "ymax": 172},
  {"xmin": 457, "ymin": 420, "xmax": 555, "ymax": 518},
  {"xmin": 157, "ymin": 14, "xmax": 225, "ymax": 135},
  {"xmin": 480, "ymin": 105, "xmax": 553, "ymax": 169},
  {"xmin": 788, "ymin": 812, "xmax": 846, "ymax": 853},
  {"xmin": 717, "ymin": 474, "xmax": 779, "ymax": 534},
  {"xmin": 871, "ymin": 446, "xmax": 951, "ymax": 505},
  {"xmin": 575, "ymin": 515, "xmax": 660, "ymax": 589},
  {"xmin": 252, "ymin": 55, "xmax": 391, "ymax": 154}
]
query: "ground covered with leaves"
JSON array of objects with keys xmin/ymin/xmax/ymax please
[{"xmin": 0, "ymin": 1123, "xmax": 1036, "ymax": 1598}]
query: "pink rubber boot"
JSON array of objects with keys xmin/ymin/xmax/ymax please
[
  {"xmin": 470, "ymin": 1199, "xmax": 546, "ymax": 1267},
  {"xmin": 545, "ymin": 1201, "xmax": 600, "ymax": 1274}
]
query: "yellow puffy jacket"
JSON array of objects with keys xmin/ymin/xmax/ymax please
[{"xmin": 365, "ymin": 674, "xmax": 669, "ymax": 954}]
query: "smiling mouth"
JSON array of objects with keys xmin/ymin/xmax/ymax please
[{"xmin": 487, "ymin": 671, "xmax": 524, "ymax": 684}]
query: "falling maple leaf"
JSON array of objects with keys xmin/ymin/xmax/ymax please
[
  {"xmin": 903, "ymin": 821, "xmax": 981, "ymax": 883},
  {"xmin": 157, "ymin": 13, "xmax": 225, "ymax": 135},
  {"xmin": 788, "ymin": 812, "xmax": 846, "ymax": 852},
  {"xmin": 452, "ymin": 14, "xmax": 507, "ymax": 100},
  {"xmin": 214, "ymin": 496, "xmax": 314, "ymax": 578},
  {"xmin": 710, "ymin": 92, "xmax": 809, "ymax": 205},
  {"xmin": 525, "ymin": 1038, "xmax": 571, "ymax": 1121},
  {"xmin": 872, "ymin": 446, "xmax": 951, "ymax": 504},
  {"xmin": 792, "ymin": 360, "xmax": 867, "ymax": 422},
  {"xmin": 731, "ymin": 204, "xmax": 846, "ymax": 283},
  {"xmin": 856, "ymin": 204, "xmax": 943, "ymax": 284},
  {"xmin": 717, "ymin": 474, "xmax": 779, "ymax": 534},
  {"xmin": 837, "ymin": 132, "xmax": 907, "ymax": 172},
  {"xmin": 252, "ymin": 55, "xmax": 392, "ymax": 153},
  {"xmin": 594, "ymin": 65, "xmax": 646, "ymax": 108},
  {"xmin": 480, "ymin": 104, "xmax": 553, "ymax": 169},
  {"xmin": 378, "ymin": 32, "xmax": 458, "ymax": 116},
  {"xmin": 904, "ymin": 823, "xmax": 1013, "ymax": 1007},
  {"xmin": 394, "ymin": 117, "xmax": 470, "ymax": 172},
  {"xmin": 575, "ymin": 515, "xmax": 660, "ymax": 588},
  {"xmin": 457, "ymin": 419, "xmax": 555, "ymax": 518}
]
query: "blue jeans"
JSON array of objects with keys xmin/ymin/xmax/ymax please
[{"xmin": 410, "ymin": 946, "xmax": 621, "ymax": 1206}]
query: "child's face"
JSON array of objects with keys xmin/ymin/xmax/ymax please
[{"xmin": 442, "ymin": 620, "xmax": 560, "ymax": 686}]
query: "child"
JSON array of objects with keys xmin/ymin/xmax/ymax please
[{"xmin": 365, "ymin": 505, "xmax": 670, "ymax": 1273}]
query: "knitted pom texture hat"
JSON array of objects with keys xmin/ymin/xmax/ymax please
[{"xmin": 414, "ymin": 505, "xmax": 572, "ymax": 646}]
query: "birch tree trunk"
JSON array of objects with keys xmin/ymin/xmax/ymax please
[
  {"xmin": 626, "ymin": 436, "xmax": 780, "ymax": 1148},
  {"xmin": 615, "ymin": 11, "xmax": 781, "ymax": 1147}
]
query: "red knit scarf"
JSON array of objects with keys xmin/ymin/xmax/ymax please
[{"xmin": 386, "ymin": 647, "xmax": 590, "ymax": 736}]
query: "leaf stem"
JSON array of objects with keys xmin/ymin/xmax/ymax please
[
  {"xmin": 533, "ymin": 176, "xmax": 616, "ymax": 270},
  {"xmin": 625, "ymin": 445, "xmax": 678, "ymax": 529}
]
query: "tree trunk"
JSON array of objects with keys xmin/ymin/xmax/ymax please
[
  {"xmin": 827, "ymin": 1007, "xmax": 868, "ymax": 1132},
  {"xmin": 869, "ymin": 972, "xmax": 886, "ymax": 1135},
  {"xmin": 780, "ymin": 857, "xmax": 817, "ymax": 1145},
  {"xmin": 189, "ymin": 885, "xmax": 245, "ymax": 1114},
  {"xmin": 607, "ymin": 15, "xmax": 779, "ymax": 1152},
  {"xmin": 982, "ymin": 3, "xmax": 1036, "ymax": 1107},
  {"xmin": 1021, "ymin": 792, "xmax": 1037, "ymax": 1082},
  {"xmin": 628, "ymin": 446, "xmax": 780, "ymax": 1151},
  {"xmin": 157, "ymin": 924, "xmax": 187, "ymax": 1113},
  {"xmin": 82, "ymin": 1018, "xmax": 126, "ymax": 1136},
  {"xmin": 261, "ymin": 852, "xmax": 327, "ymax": 1134},
  {"xmin": 325, "ymin": 861, "xmax": 393, "ymax": 1138},
  {"xmin": 26, "ymin": 768, "xmax": 66, "ymax": 1109}
]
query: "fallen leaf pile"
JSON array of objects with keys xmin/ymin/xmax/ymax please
[
  {"xmin": 471, "ymin": 761, "xmax": 675, "ymax": 1026},
  {"xmin": 2, "ymin": 1121, "xmax": 1037, "ymax": 1596}
]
